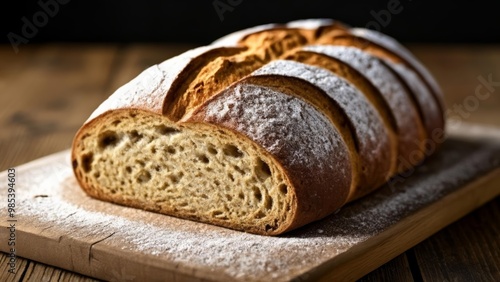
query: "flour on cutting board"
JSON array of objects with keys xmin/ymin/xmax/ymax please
[{"xmin": 13, "ymin": 137, "xmax": 500, "ymax": 281}]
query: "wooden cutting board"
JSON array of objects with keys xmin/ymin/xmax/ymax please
[{"xmin": 1, "ymin": 123, "xmax": 500, "ymax": 282}]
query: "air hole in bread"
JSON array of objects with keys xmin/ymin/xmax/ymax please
[
  {"xmin": 155, "ymin": 124, "xmax": 180, "ymax": 135},
  {"xmin": 265, "ymin": 196, "xmax": 273, "ymax": 210},
  {"xmin": 169, "ymin": 174, "xmax": 181, "ymax": 184},
  {"xmin": 168, "ymin": 172, "xmax": 184, "ymax": 184},
  {"xmin": 279, "ymin": 184, "xmax": 288, "ymax": 195},
  {"xmin": 207, "ymin": 145, "xmax": 218, "ymax": 155},
  {"xmin": 212, "ymin": 210, "xmax": 223, "ymax": 217},
  {"xmin": 166, "ymin": 146, "xmax": 176, "ymax": 154},
  {"xmin": 228, "ymin": 173, "xmax": 235, "ymax": 182},
  {"xmin": 111, "ymin": 120, "xmax": 121, "ymax": 126},
  {"xmin": 223, "ymin": 144, "xmax": 243, "ymax": 157},
  {"xmin": 125, "ymin": 166, "xmax": 132, "ymax": 173},
  {"xmin": 129, "ymin": 130, "xmax": 143, "ymax": 142},
  {"xmin": 256, "ymin": 158, "xmax": 272, "ymax": 180},
  {"xmin": 194, "ymin": 81, "xmax": 204, "ymax": 89},
  {"xmin": 197, "ymin": 154, "xmax": 210, "ymax": 163},
  {"xmin": 137, "ymin": 170, "xmax": 151, "ymax": 184},
  {"xmin": 234, "ymin": 165, "xmax": 245, "ymax": 175},
  {"xmin": 255, "ymin": 211, "xmax": 265, "ymax": 219},
  {"xmin": 81, "ymin": 153, "xmax": 93, "ymax": 173},
  {"xmin": 98, "ymin": 131, "xmax": 119, "ymax": 149},
  {"xmin": 252, "ymin": 186, "xmax": 263, "ymax": 201},
  {"xmin": 72, "ymin": 159, "xmax": 78, "ymax": 169}
]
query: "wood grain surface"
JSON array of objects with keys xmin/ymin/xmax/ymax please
[{"xmin": 0, "ymin": 44, "xmax": 499, "ymax": 281}]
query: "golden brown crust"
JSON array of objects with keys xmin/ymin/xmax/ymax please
[{"xmin": 165, "ymin": 29, "xmax": 312, "ymax": 121}]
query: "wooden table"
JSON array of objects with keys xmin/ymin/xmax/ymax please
[{"xmin": 0, "ymin": 43, "xmax": 499, "ymax": 281}]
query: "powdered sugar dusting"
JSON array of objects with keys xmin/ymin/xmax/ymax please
[{"xmin": 6, "ymin": 133, "xmax": 500, "ymax": 281}]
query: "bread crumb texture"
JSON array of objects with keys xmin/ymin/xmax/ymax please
[{"xmin": 73, "ymin": 109, "xmax": 295, "ymax": 234}]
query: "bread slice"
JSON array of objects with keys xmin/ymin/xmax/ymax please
[{"xmin": 383, "ymin": 60, "xmax": 445, "ymax": 155}]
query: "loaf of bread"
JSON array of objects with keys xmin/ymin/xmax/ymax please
[{"xmin": 72, "ymin": 19, "xmax": 445, "ymax": 235}]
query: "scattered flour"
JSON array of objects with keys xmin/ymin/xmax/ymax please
[{"xmin": 10, "ymin": 136, "xmax": 500, "ymax": 281}]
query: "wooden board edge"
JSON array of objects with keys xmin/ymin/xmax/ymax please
[
  {"xmin": 88, "ymin": 243, "xmax": 235, "ymax": 282},
  {"xmin": 296, "ymin": 167, "xmax": 500, "ymax": 281}
]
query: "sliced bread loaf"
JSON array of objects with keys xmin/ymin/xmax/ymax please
[{"xmin": 72, "ymin": 19, "xmax": 445, "ymax": 235}]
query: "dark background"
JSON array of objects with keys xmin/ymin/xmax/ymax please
[{"xmin": 2, "ymin": 0, "xmax": 500, "ymax": 45}]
